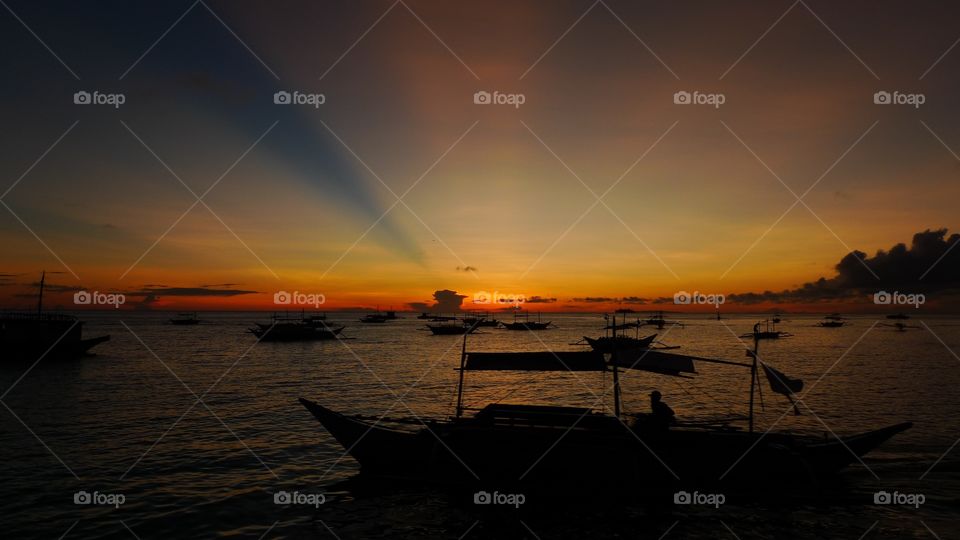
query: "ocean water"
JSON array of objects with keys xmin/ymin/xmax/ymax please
[{"xmin": 1, "ymin": 312, "xmax": 958, "ymax": 539}]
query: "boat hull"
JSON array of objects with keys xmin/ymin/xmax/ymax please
[{"xmin": 299, "ymin": 399, "xmax": 911, "ymax": 488}]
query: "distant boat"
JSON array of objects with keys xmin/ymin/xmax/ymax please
[
  {"xmin": 501, "ymin": 312, "xmax": 552, "ymax": 331},
  {"xmin": 1, "ymin": 271, "xmax": 110, "ymax": 361},
  {"xmin": 461, "ymin": 311, "xmax": 500, "ymax": 327},
  {"xmin": 817, "ymin": 319, "xmax": 846, "ymax": 328},
  {"xmin": 883, "ymin": 322, "xmax": 920, "ymax": 332},
  {"xmin": 642, "ymin": 311, "xmax": 682, "ymax": 330},
  {"xmin": 583, "ymin": 313, "xmax": 660, "ymax": 353},
  {"xmin": 300, "ymin": 330, "xmax": 911, "ymax": 487},
  {"xmin": 250, "ymin": 313, "xmax": 344, "ymax": 341},
  {"xmin": 169, "ymin": 312, "xmax": 200, "ymax": 325},
  {"xmin": 384, "ymin": 310, "xmax": 400, "ymax": 320},
  {"xmin": 740, "ymin": 320, "xmax": 792, "ymax": 340},
  {"xmin": 886, "ymin": 313, "xmax": 910, "ymax": 320},
  {"xmin": 426, "ymin": 322, "xmax": 479, "ymax": 335},
  {"xmin": 359, "ymin": 314, "xmax": 389, "ymax": 323},
  {"xmin": 824, "ymin": 313, "xmax": 845, "ymax": 321}
]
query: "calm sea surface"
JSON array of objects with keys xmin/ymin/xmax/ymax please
[{"xmin": 2, "ymin": 312, "xmax": 959, "ymax": 539}]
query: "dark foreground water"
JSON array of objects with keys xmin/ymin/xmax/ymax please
[{"xmin": 1, "ymin": 312, "xmax": 959, "ymax": 539}]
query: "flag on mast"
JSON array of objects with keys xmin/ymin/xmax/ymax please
[{"xmin": 760, "ymin": 362, "xmax": 804, "ymax": 415}]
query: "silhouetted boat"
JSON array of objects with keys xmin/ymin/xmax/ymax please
[
  {"xmin": 883, "ymin": 322, "xmax": 920, "ymax": 332},
  {"xmin": 501, "ymin": 312, "xmax": 553, "ymax": 331},
  {"xmin": 384, "ymin": 310, "xmax": 400, "ymax": 320},
  {"xmin": 300, "ymin": 329, "xmax": 910, "ymax": 487},
  {"xmin": 824, "ymin": 313, "xmax": 845, "ymax": 321},
  {"xmin": 642, "ymin": 311, "xmax": 682, "ymax": 330},
  {"xmin": 817, "ymin": 319, "xmax": 846, "ymax": 328},
  {"xmin": 461, "ymin": 311, "xmax": 500, "ymax": 327},
  {"xmin": 582, "ymin": 313, "xmax": 659, "ymax": 353},
  {"xmin": 1, "ymin": 272, "xmax": 110, "ymax": 361},
  {"xmin": 250, "ymin": 314, "xmax": 344, "ymax": 341},
  {"xmin": 169, "ymin": 312, "xmax": 200, "ymax": 325},
  {"xmin": 359, "ymin": 314, "xmax": 389, "ymax": 323},
  {"xmin": 426, "ymin": 322, "xmax": 479, "ymax": 335},
  {"xmin": 740, "ymin": 320, "xmax": 792, "ymax": 340}
]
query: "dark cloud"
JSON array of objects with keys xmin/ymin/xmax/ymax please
[
  {"xmin": 455, "ymin": 266, "xmax": 478, "ymax": 273},
  {"xmin": 727, "ymin": 229, "xmax": 960, "ymax": 304},
  {"xmin": 134, "ymin": 294, "xmax": 159, "ymax": 311},
  {"xmin": 525, "ymin": 296, "xmax": 557, "ymax": 304},
  {"xmin": 571, "ymin": 296, "xmax": 648, "ymax": 304},
  {"xmin": 25, "ymin": 281, "xmax": 82, "ymax": 293},
  {"xmin": 408, "ymin": 289, "xmax": 467, "ymax": 313},
  {"xmin": 127, "ymin": 286, "xmax": 258, "ymax": 297}
]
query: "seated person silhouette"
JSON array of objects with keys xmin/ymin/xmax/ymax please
[{"xmin": 649, "ymin": 390, "xmax": 676, "ymax": 430}]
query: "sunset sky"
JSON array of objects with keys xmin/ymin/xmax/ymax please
[{"xmin": 1, "ymin": 1, "xmax": 959, "ymax": 312}]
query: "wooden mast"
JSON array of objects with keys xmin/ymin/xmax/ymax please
[
  {"xmin": 748, "ymin": 323, "xmax": 759, "ymax": 433},
  {"xmin": 611, "ymin": 312, "xmax": 622, "ymax": 418},
  {"xmin": 37, "ymin": 270, "xmax": 45, "ymax": 315},
  {"xmin": 455, "ymin": 333, "xmax": 467, "ymax": 418}
]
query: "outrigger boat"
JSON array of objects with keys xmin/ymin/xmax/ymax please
[
  {"xmin": 817, "ymin": 318, "xmax": 846, "ymax": 328},
  {"xmin": 425, "ymin": 321, "xmax": 480, "ymax": 335},
  {"xmin": 169, "ymin": 312, "xmax": 200, "ymax": 325},
  {"xmin": 300, "ymin": 326, "xmax": 911, "ymax": 488},
  {"xmin": 882, "ymin": 322, "xmax": 920, "ymax": 332},
  {"xmin": 0, "ymin": 272, "xmax": 110, "ymax": 362},
  {"xmin": 740, "ymin": 319, "xmax": 792, "ymax": 340},
  {"xmin": 580, "ymin": 313, "xmax": 660, "ymax": 353},
  {"xmin": 250, "ymin": 313, "xmax": 344, "ymax": 341},
  {"xmin": 642, "ymin": 311, "xmax": 683, "ymax": 330},
  {"xmin": 461, "ymin": 311, "xmax": 500, "ymax": 328},
  {"xmin": 501, "ymin": 311, "xmax": 553, "ymax": 331}
]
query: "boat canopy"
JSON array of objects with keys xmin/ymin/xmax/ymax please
[
  {"xmin": 464, "ymin": 351, "xmax": 605, "ymax": 371},
  {"xmin": 462, "ymin": 349, "xmax": 710, "ymax": 376}
]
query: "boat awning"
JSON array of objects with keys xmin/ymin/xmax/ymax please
[{"xmin": 463, "ymin": 351, "xmax": 606, "ymax": 371}]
